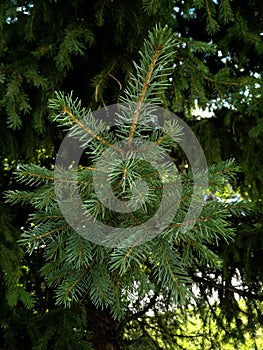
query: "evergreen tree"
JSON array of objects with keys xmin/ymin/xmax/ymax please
[
  {"xmin": 5, "ymin": 25, "xmax": 249, "ymax": 349},
  {"xmin": 1, "ymin": 0, "xmax": 262, "ymax": 348}
]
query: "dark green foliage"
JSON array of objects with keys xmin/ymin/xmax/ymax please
[
  {"xmin": 1, "ymin": 0, "xmax": 263, "ymax": 348},
  {"xmin": 6, "ymin": 26, "xmax": 242, "ymax": 313}
]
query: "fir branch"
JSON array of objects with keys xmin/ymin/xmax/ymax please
[
  {"xmin": 20, "ymin": 224, "xmax": 68, "ymax": 243},
  {"xmin": 205, "ymin": 0, "xmax": 219, "ymax": 34},
  {"xmin": 64, "ymin": 269, "xmax": 88, "ymax": 298},
  {"xmin": 219, "ymin": 0, "xmax": 234, "ymax": 24},
  {"xmin": 128, "ymin": 43, "xmax": 162, "ymax": 141},
  {"xmin": 14, "ymin": 164, "xmax": 54, "ymax": 186},
  {"xmin": 5, "ymin": 185, "xmax": 56, "ymax": 211},
  {"xmin": 159, "ymin": 237, "xmax": 179, "ymax": 287},
  {"xmin": 3, "ymin": 23, "xmax": 252, "ymax": 328},
  {"xmin": 89, "ymin": 269, "xmax": 113, "ymax": 308},
  {"xmin": 61, "ymin": 106, "xmax": 113, "ymax": 149},
  {"xmin": 119, "ymin": 25, "xmax": 178, "ymax": 141}
]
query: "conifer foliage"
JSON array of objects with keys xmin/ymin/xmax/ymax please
[
  {"xmin": 1, "ymin": 0, "xmax": 262, "ymax": 348},
  {"xmin": 6, "ymin": 25, "xmax": 248, "ymax": 348}
]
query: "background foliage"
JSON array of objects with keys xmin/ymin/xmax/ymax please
[{"xmin": 0, "ymin": 0, "xmax": 262, "ymax": 349}]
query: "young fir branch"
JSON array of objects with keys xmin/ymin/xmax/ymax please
[
  {"xmin": 49, "ymin": 91, "xmax": 113, "ymax": 149},
  {"xmin": 120, "ymin": 25, "xmax": 178, "ymax": 142},
  {"xmin": 13, "ymin": 164, "xmax": 54, "ymax": 186},
  {"xmin": 4, "ymin": 25, "xmax": 249, "ymax": 315},
  {"xmin": 48, "ymin": 92, "xmax": 126, "ymax": 164}
]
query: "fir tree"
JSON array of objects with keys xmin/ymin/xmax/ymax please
[
  {"xmin": 1, "ymin": 0, "xmax": 262, "ymax": 348},
  {"xmin": 6, "ymin": 25, "xmax": 249, "ymax": 349}
]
